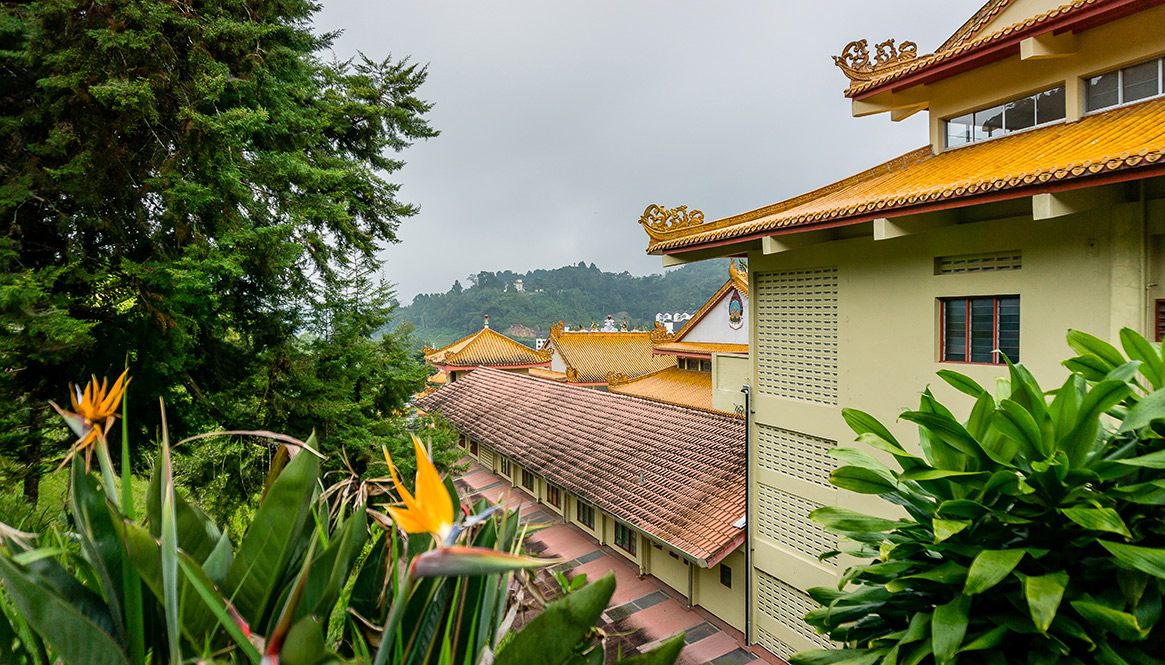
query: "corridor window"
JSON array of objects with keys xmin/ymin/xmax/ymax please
[
  {"xmin": 499, "ymin": 457, "xmax": 511, "ymax": 477},
  {"xmin": 522, "ymin": 469, "xmax": 535, "ymax": 490},
  {"xmin": 614, "ymin": 523, "xmax": 637, "ymax": 556},
  {"xmin": 942, "ymin": 296, "xmax": 1019, "ymax": 365},
  {"xmin": 1087, "ymin": 57, "xmax": 1164, "ymax": 112},
  {"xmin": 946, "ymin": 86, "xmax": 1064, "ymax": 147},
  {"xmin": 576, "ymin": 501, "xmax": 595, "ymax": 529},
  {"xmin": 547, "ymin": 484, "xmax": 561, "ymax": 508}
]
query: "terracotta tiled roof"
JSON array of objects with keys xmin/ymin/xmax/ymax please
[
  {"xmin": 646, "ymin": 98, "xmax": 1165, "ymax": 253},
  {"xmin": 608, "ymin": 367, "xmax": 732, "ymax": 415},
  {"xmin": 546, "ymin": 330, "xmax": 676, "ymax": 384},
  {"xmin": 425, "ymin": 327, "xmax": 551, "ymax": 368},
  {"xmin": 416, "ymin": 367, "xmax": 745, "ymax": 566},
  {"xmin": 845, "ymin": 0, "xmax": 1129, "ymax": 97},
  {"xmin": 654, "ymin": 341, "xmax": 749, "ymax": 357}
]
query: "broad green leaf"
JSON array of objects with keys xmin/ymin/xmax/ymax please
[
  {"xmin": 966, "ymin": 392, "xmax": 997, "ymax": 442},
  {"xmin": 809, "ymin": 507, "xmax": 901, "ymax": 533},
  {"xmin": 495, "ymin": 573, "xmax": 615, "ymax": 665},
  {"xmin": 936, "ymin": 500, "xmax": 988, "ymax": 520},
  {"xmin": 900, "ymin": 412, "xmax": 982, "ymax": 461},
  {"xmin": 0, "ymin": 557, "xmax": 130, "ymax": 665},
  {"xmin": 964, "ymin": 550, "xmax": 1025, "ymax": 595},
  {"xmin": 1064, "ymin": 354, "xmax": 1114, "ymax": 382},
  {"xmin": 996, "ymin": 399, "xmax": 1045, "ymax": 457},
  {"xmin": 932, "ymin": 594, "xmax": 971, "ymax": 664},
  {"xmin": 937, "ymin": 370, "xmax": 988, "ymax": 398},
  {"xmin": 899, "ymin": 469, "xmax": 988, "ymax": 481},
  {"xmin": 68, "ymin": 457, "xmax": 126, "ymax": 642},
  {"xmin": 612, "ymin": 633, "xmax": 686, "ymax": 664},
  {"xmin": 280, "ymin": 616, "xmax": 326, "ymax": 665},
  {"xmin": 932, "ymin": 519, "xmax": 970, "ymax": 543},
  {"xmin": 1067, "ymin": 330, "xmax": 1126, "ymax": 371},
  {"xmin": 1120, "ymin": 327, "xmax": 1164, "ymax": 390},
  {"xmin": 411, "ymin": 546, "xmax": 557, "ymax": 577},
  {"xmin": 829, "ymin": 448, "xmax": 895, "ymax": 476},
  {"xmin": 226, "ymin": 447, "xmax": 320, "ymax": 624},
  {"xmin": 831, "ymin": 466, "xmax": 898, "ymax": 494},
  {"xmin": 1060, "ymin": 507, "xmax": 1132, "ymax": 537},
  {"xmin": 788, "ymin": 650, "xmax": 882, "ymax": 665},
  {"xmin": 1023, "ymin": 571, "xmax": 1068, "ymax": 632},
  {"xmin": 1060, "ymin": 380, "xmax": 1131, "ymax": 466},
  {"xmin": 1118, "ymin": 388, "xmax": 1165, "ymax": 433},
  {"xmin": 1070, "ymin": 600, "xmax": 1150, "ymax": 641},
  {"xmin": 1111, "ymin": 480, "xmax": 1165, "ymax": 505},
  {"xmin": 147, "ymin": 453, "xmax": 222, "ymax": 563},
  {"xmin": 1048, "ymin": 374, "xmax": 1084, "ymax": 441},
  {"xmin": 1099, "ymin": 541, "xmax": 1165, "ymax": 578},
  {"xmin": 958, "ymin": 625, "xmax": 1008, "ymax": 652},
  {"xmin": 295, "ymin": 506, "xmax": 368, "ymax": 623},
  {"xmin": 843, "ymin": 409, "xmax": 902, "ymax": 449},
  {"xmin": 176, "ymin": 557, "xmax": 262, "ymax": 664},
  {"xmin": 1105, "ymin": 361, "xmax": 1143, "ymax": 383},
  {"xmin": 1114, "ymin": 449, "xmax": 1165, "ymax": 469}
]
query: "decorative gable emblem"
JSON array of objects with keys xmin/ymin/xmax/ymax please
[{"xmin": 728, "ymin": 290, "xmax": 744, "ymax": 330}]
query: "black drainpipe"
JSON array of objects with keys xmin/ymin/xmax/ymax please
[{"xmin": 740, "ymin": 383, "xmax": 753, "ymax": 646}]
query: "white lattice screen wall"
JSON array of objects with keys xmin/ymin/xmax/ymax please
[
  {"xmin": 756, "ymin": 628, "xmax": 797, "ymax": 661},
  {"xmin": 479, "ymin": 446, "xmax": 494, "ymax": 468},
  {"xmin": 755, "ymin": 267, "xmax": 838, "ymax": 404},
  {"xmin": 756, "ymin": 423, "xmax": 836, "ymax": 488},
  {"xmin": 757, "ymin": 484, "xmax": 837, "ymax": 566},
  {"xmin": 756, "ymin": 570, "xmax": 833, "ymax": 650}
]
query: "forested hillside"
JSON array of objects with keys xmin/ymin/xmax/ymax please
[{"xmin": 399, "ymin": 259, "xmax": 734, "ymax": 349}]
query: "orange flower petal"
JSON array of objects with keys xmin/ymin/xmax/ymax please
[
  {"xmin": 412, "ymin": 435, "xmax": 453, "ymax": 531},
  {"xmin": 385, "ymin": 505, "xmax": 431, "ymax": 534}
]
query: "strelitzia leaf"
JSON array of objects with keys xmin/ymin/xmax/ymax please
[
  {"xmin": 495, "ymin": 573, "xmax": 615, "ymax": 665},
  {"xmin": 1120, "ymin": 327, "xmax": 1164, "ymax": 390},
  {"xmin": 964, "ymin": 550, "xmax": 1025, "ymax": 595},
  {"xmin": 1060, "ymin": 507, "xmax": 1132, "ymax": 537},
  {"xmin": 411, "ymin": 546, "xmax": 559, "ymax": 578},
  {"xmin": 1023, "ymin": 571, "xmax": 1068, "ymax": 633}
]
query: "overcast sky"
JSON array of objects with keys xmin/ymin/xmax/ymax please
[{"xmin": 312, "ymin": 1, "xmax": 985, "ymax": 304}]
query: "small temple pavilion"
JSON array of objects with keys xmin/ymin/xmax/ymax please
[
  {"xmin": 423, "ymin": 315, "xmax": 551, "ymax": 385},
  {"xmin": 531, "ymin": 318, "xmax": 675, "ymax": 389}
]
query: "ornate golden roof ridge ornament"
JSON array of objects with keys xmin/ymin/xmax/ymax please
[
  {"xmin": 606, "ymin": 371, "xmax": 630, "ymax": 388},
  {"xmin": 649, "ymin": 321, "xmax": 675, "ymax": 345},
  {"xmin": 550, "ymin": 320, "xmax": 565, "ymax": 338},
  {"xmin": 833, "ymin": 38, "xmax": 920, "ymax": 84},
  {"xmin": 638, "ymin": 204, "xmax": 706, "ymax": 241}
]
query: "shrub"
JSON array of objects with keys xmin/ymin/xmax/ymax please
[{"xmin": 793, "ymin": 329, "xmax": 1165, "ymax": 665}]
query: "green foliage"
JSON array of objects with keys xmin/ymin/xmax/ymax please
[
  {"xmin": 792, "ymin": 328, "xmax": 1165, "ymax": 665},
  {"xmin": 400, "ymin": 260, "xmax": 735, "ymax": 348},
  {"xmin": 0, "ymin": 0, "xmax": 435, "ymax": 505}
]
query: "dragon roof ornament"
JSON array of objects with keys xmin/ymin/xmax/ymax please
[
  {"xmin": 638, "ymin": 204, "xmax": 706, "ymax": 242},
  {"xmin": 649, "ymin": 321, "xmax": 675, "ymax": 345},
  {"xmin": 606, "ymin": 371, "xmax": 631, "ymax": 388},
  {"xmin": 833, "ymin": 38, "xmax": 920, "ymax": 84}
]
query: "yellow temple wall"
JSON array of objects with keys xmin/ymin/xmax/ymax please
[{"xmin": 743, "ymin": 192, "xmax": 1165, "ymax": 655}]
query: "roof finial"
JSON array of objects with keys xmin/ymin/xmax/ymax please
[
  {"xmin": 484, "ymin": 314, "xmax": 489, "ymax": 329},
  {"xmin": 833, "ymin": 38, "xmax": 919, "ymax": 84}
]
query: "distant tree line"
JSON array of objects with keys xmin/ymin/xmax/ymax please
[{"xmin": 399, "ymin": 259, "xmax": 734, "ymax": 348}]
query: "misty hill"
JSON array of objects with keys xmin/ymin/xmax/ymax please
[{"xmin": 399, "ymin": 259, "xmax": 733, "ymax": 349}]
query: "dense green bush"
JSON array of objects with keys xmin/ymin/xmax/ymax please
[{"xmin": 793, "ymin": 329, "xmax": 1165, "ymax": 665}]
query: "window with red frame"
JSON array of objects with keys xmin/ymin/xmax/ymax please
[
  {"xmin": 499, "ymin": 457, "xmax": 511, "ymax": 477},
  {"xmin": 546, "ymin": 484, "xmax": 561, "ymax": 508},
  {"xmin": 576, "ymin": 501, "xmax": 595, "ymax": 529},
  {"xmin": 1157, "ymin": 300, "xmax": 1165, "ymax": 342},
  {"xmin": 521, "ymin": 469, "xmax": 535, "ymax": 490},
  {"xmin": 941, "ymin": 296, "xmax": 1019, "ymax": 365},
  {"xmin": 614, "ymin": 522, "xmax": 637, "ymax": 556},
  {"xmin": 470, "ymin": 440, "xmax": 478, "ymax": 455}
]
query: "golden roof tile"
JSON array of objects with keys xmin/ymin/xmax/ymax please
[
  {"xmin": 544, "ymin": 327, "xmax": 676, "ymax": 384},
  {"xmin": 654, "ymin": 341, "xmax": 749, "ymax": 357},
  {"xmin": 528, "ymin": 367, "xmax": 568, "ymax": 381},
  {"xmin": 608, "ymin": 366, "xmax": 739, "ymax": 416},
  {"xmin": 844, "ymin": 0, "xmax": 1116, "ymax": 97},
  {"xmin": 428, "ymin": 370, "xmax": 447, "ymax": 385},
  {"xmin": 646, "ymin": 98, "xmax": 1165, "ymax": 253},
  {"xmin": 426, "ymin": 327, "xmax": 551, "ymax": 368},
  {"xmin": 416, "ymin": 367, "xmax": 745, "ymax": 565}
]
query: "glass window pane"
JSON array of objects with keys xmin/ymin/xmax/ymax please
[
  {"xmin": 947, "ymin": 113, "xmax": 974, "ymax": 147},
  {"xmin": 1122, "ymin": 60, "xmax": 1160, "ymax": 103},
  {"xmin": 997, "ymin": 297, "xmax": 1020, "ymax": 363},
  {"xmin": 944, "ymin": 300, "xmax": 967, "ymax": 362},
  {"xmin": 975, "ymin": 105, "xmax": 1005, "ymax": 140},
  {"xmin": 1005, "ymin": 94, "xmax": 1036, "ymax": 132},
  {"xmin": 970, "ymin": 298, "xmax": 996, "ymax": 363},
  {"xmin": 1036, "ymin": 86, "xmax": 1066, "ymax": 124},
  {"xmin": 1087, "ymin": 72, "xmax": 1120, "ymax": 111}
]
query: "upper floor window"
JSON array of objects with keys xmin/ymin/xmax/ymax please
[
  {"xmin": 679, "ymin": 358, "xmax": 712, "ymax": 372},
  {"xmin": 941, "ymin": 296, "xmax": 1019, "ymax": 365},
  {"xmin": 946, "ymin": 86, "xmax": 1065, "ymax": 148},
  {"xmin": 1086, "ymin": 57, "xmax": 1164, "ymax": 113}
]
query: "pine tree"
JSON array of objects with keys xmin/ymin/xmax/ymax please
[{"xmin": 0, "ymin": 0, "xmax": 436, "ymax": 502}]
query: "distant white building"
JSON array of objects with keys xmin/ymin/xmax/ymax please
[
  {"xmin": 654, "ymin": 311, "xmax": 693, "ymax": 334},
  {"xmin": 514, "ymin": 279, "xmax": 525, "ymax": 292}
]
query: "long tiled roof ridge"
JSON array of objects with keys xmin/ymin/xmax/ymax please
[
  {"xmin": 608, "ymin": 366, "xmax": 733, "ymax": 417},
  {"xmin": 643, "ymin": 147, "xmax": 931, "ymax": 249},
  {"xmin": 937, "ymin": 0, "xmax": 1016, "ymax": 53},
  {"xmin": 845, "ymin": 0, "xmax": 1105, "ymax": 97},
  {"xmin": 647, "ymin": 97, "xmax": 1165, "ymax": 253},
  {"xmin": 416, "ymin": 367, "xmax": 745, "ymax": 566}
]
